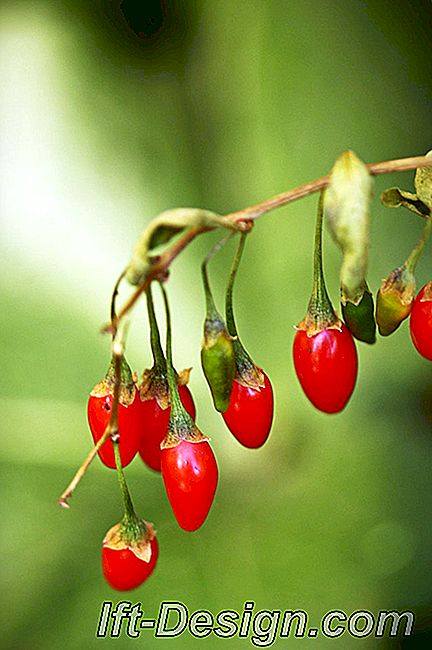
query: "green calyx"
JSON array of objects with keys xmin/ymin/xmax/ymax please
[
  {"xmin": 105, "ymin": 356, "xmax": 134, "ymax": 386},
  {"xmin": 201, "ymin": 317, "xmax": 236, "ymax": 413},
  {"xmin": 376, "ymin": 265, "xmax": 416, "ymax": 336},
  {"xmin": 341, "ymin": 283, "xmax": 376, "ymax": 344}
]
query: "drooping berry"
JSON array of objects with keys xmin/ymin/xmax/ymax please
[
  {"xmin": 223, "ymin": 360, "xmax": 273, "ymax": 448},
  {"xmin": 102, "ymin": 520, "xmax": 158, "ymax": 591},
  {"xmin": 87, "ymin": 358, "xmax": 141, "ymax": 468},
  {"xmin": 410, "ymin": 281, "xmax": 432, "ymax": 361},
  {"xmin": 161, "ymin": 434, "xmax": 218, "ymax": 532},
  {"xmin": 138, "ymin": 373, "xmax": 196, "ymax": 472},
  {"xmin": 293, "ymin": 323, "xmax": 358, "ymax": 414}
]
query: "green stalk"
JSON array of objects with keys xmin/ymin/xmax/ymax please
[
  {"xmin": 225, "ymin": 233, "xmax": 247, "ymax": 338},
  {"xmin": 113, "ymin": 441, "xmax": 136, "ymax": 523},
  {"xmin": 159, "ymin": 284, "xmax": 192, "ymax": 424},
  {"xmin": 307, "ymin": 192, "xmax": 337, "ymax": 326},
  {"xmin": 146, "ymin": 284, "xmax": 166, "ymax": 373},
  {"xmin": 405, "ymin": 215, "xmax": 432, "ymax": 273},
  {"xmin": 201, "ymin": 234, "xmax": 233, "ymax": 322}
]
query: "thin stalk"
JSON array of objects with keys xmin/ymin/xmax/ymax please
[
  {"xmin": 201, "ymin": 234, "xmax": 233, "ymax": 321},
  {"xmin": 159, "ymin": 284, "xmax": 188, "ymax": 420},
  {"xmin": 225, "ymin": 233, "xmax": 247, "ymax": 338},
  {"xmin": 307, "ymin": 192, "xmax": 337, "ymax": 323},
  {"xmin": 113, "ymin": 439, "xmax": 137, "ymax": 523},
  {"xmin": 110, "ymin": 269, "xmax": 127, "ymax": 326},
  {"xmin": 406, "ymin": 216, "xmax": 432, "ymax": 273},
  {"xmin": 146, "ymin": 284, "xmax": 166, "ymax": 372}
]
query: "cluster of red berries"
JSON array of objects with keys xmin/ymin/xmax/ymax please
[{"xmin": 88, "ymin": 278, "xmax": 274, "ymax": 590}]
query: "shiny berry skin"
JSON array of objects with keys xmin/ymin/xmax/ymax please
[
  {"xmin": 161, "ymin": 439, "xmax": 218, "ymax": 531},
  {"xmin": 410, "ymin": 283, "xmax": 432, "ymax": 361},
  {"xmin": 138, "ymin": 386, "xmax": 196, "ymax": 472},
  {"xmin": 102, "ymin": 538, "xmax": 159, "ymax": 591},
  {"xmin": 293, "ymin": 324, "xmax": 358, "ymax": 413},
  {"xmin": 87, "ymin": 391, "xmax": 142, "ymax": 468},
  {"xmin": 222, "ymin": 371, "xmax": 274, "ymax": 448}
]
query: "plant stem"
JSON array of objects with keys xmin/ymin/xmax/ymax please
[
  {"xmin": 405, "ymin": 216, "xmax": 432, "ymax": 273},
  {"xmin": 225, "ymin": 233, "xmax": 247, "ymax": 338},
  {"xmin": 306, "ymin": 192, "xmax": 337, "ymax": 325},
  {"xmin": 110, "ymin": 269, "xmax": 127, "ymax": 325},
  {"xmin": 201, "ymin": 234, "xmax": 232, "ymax": 321},
  {"xmin": 146, "ymin": 284, "xmax": 166, "ymax": 373},
  {"xmin": 159, "ymin": 283, "xmax": 187, "ymax": 420},
  {"xmin": 112, "ymin": 436, "xmax": 137, "ymax": 523}
]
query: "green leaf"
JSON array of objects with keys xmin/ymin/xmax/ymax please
[{"xmin": 380, "ymin": 187, "xmax": 430, "ymax": 217}]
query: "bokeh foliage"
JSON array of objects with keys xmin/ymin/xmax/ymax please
[{"xmin": 1, "ymin": 1, "xmax": 431, "ymax": 648}]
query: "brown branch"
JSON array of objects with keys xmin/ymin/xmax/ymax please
[
  {"xmin": 109, "ymin": 153, "xmax": 432, "ymax": 334},
  {"xmin": 228, "ymin": 154, "xmax": 432, "ymax": 222}
]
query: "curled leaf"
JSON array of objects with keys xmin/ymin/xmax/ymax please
[
  {"xmin": 324, "ymin": 150, "xmax": 373, "ymax": 303},
  {"xmin": 380, "ymin": 187, "xmax": 430, "ymax": 217},
  {"xmin": 126, "ymin": 208, "xmax": 239, "ymax": 285}
]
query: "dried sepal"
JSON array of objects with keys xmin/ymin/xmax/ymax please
[
  {"xmin": 103, "ymin": 521, "xmax": 157, "ymax": 563},
  {"xmin": 295, "ymin": 311, "xmax": 343, "ymax": 338},
  {"xmin": 419, "ymin": 280, "xmax": 432, "ymax": 302},
  {"xmin": 236, "ymin": 362, "xmax": 265, "ymax": 391},
  {"xmin": 90, "ymin": 376, "xmax": 135, "ymax": 407},
  {"xmin": 161, "ymin": 422, "xmax": 208, "ymax": 449},
  {"xmin": 139, "ymin": 366, "xmax": 192, "ymax": 410}
]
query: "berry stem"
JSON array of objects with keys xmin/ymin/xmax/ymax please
[
  {"xmin": 201, "ymin": 234, "xmax": 233, "ymax": 322},
  {"xmin": 306, "ymin": 192, "xmax": 338, "ymax": 327},
  {"xmin": 224, "ymin": 232, "xmax": 256, "ymax": 370},
  {"xmin": 112, "ymin": 433, "xmax": 138, "ymax": 524},
  {"xmin": 110, "ymin": 269, "xmax": 127, "ymax": 326},
  {"xmin": 405, "ymin": 215, "xmax": 432, "ymax": 273},
  {"xmin": 146, "ymin": 284, "xmax": 166, "ymax": 373},
  {"xmin": 159, "ymin": 283, "xmax": 191, "ymax": 423},
  {"xmin": 225, "ymin": 232, "xmax": 247, "ymax": 339}
]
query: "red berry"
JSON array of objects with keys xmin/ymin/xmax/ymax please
[
  {"xmin": 293, "ymin": 324, "xmax": 358, "ymax": 413},
  {"xmin": 222, "ymin": 371, "xmax": 274, "ymax": 448},
  {"xmin": 87, "ymin": 391, "xmax": 142, "ymax": 468},
  {"xmin": 138, "ymin": 385, "xmax": 196, "ymax": 472},
  {"xmin": 161, "ymin": 439, "xmax": 218, "ymax": 531},
  {"xmin": 410, "ymin": 282, "xmax": 432, "ymax": 361},
  {"xmin": 102, "ymin": 537, "xmax": 158, "ymax": 591}
]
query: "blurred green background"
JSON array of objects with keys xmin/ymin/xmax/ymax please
[{"xmin": 1, "ymin": 1, "xmax": 431, "ymax": 648}]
